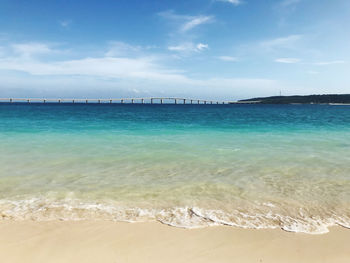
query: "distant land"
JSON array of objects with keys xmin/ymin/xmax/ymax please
[{"xmin": 233, "ymin": 94, "xmax": 350, "ymax": 104}]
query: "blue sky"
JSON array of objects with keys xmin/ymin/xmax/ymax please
[{"xmin": 0, "ymin": 0, "xmax": 349, "ymax": 100}]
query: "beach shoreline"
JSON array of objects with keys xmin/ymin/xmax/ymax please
[{"xmin": 0, "ymin": 220, "xmax": 349, "ymax": 263}]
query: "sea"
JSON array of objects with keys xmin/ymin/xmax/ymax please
[{"xmin": 0, "ymin": 103, "xmax": 350, "ymax": 234}]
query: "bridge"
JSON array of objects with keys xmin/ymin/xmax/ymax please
[{"xmin": 0, "ymin": 97, "xmax": 231, "ymax": 104}]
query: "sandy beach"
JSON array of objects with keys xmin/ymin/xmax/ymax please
[{"xmin": 0, "ymin": 221, "xmax": 349, "ymax": 263}]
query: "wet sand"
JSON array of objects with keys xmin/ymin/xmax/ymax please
[{"xmin": 0, "ymin": 220, "xmax": 349, "ymax": 263}]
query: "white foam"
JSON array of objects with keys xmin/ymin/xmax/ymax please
[{"xmin": 0, "ymin": 198, "xmax": 349, "ymax": 234}]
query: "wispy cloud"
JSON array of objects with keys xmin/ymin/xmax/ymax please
[
  {"xmin": 11, "ymin": 42, "xmax": 54, "ymax": 57},
  {"xmin": 158, "ymin": 10, "xmax": 213, "ymax": 58},
  {"xmin": 216, "ymin": 0, "xmax": 242, "ymax": 6},
  {"xmin": 276, "ymin": 0, "xmax": 302, "ymax": 26},
  {"xmin": 158, "ymin": 10, "xmax": 190, "ymax": 20},
  {"xmin": 260, "ymin": 35, "xmax": 302, "ymax": 51},
  {"xmin": 0, "ymin": 46, "xmax": 5, "ymax": 57},
  {"xmin": 0, "ymin": 55, "xmax": 188, "ymax": 82},
  {"xmin": 280, "ymin": 0, "xmax": 301, "ymax": 7},
  {"xmin": 59, "ymin": 19, "xmax": 72, "ymax": 28},
  {"xmin": 196, "ymin": 43, "xmax": 209, "ymax": 51},
  {"xmin": 275, "ymin": 58, "xmax": 345, "ymax": 65},
  {"xmin": 275, "ymin": 57, "xmax": 300, "ymax": 63},
  {"xmin": 181, "ymin": 15, "xmax": 213, "ymax": 32},
  {"xmin": 168, "ymin": 42, "xmax": 208, "ymax": 53},
  {"xmin": 105, "ymin": 41, "xmax": 142, "ymax": 57},
  {"xmin": 217, "ymin": 56, "xmax": 238, "ymax": 62},
  {"xmin": 0, "ymin": 41, "xmax": 282, "ymax": 99},
  {"xmin": 159, "ymin": 10, "xmax": 214, "ymax": 32},
  {"xmin": 0, "ymin": 41, "xmax": 195, "ymax": 82},
  {"xmin": 313, "ymin": 60, "xmax": 345, "ymax": 66}
]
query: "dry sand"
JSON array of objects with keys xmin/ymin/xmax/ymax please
[{"xmin": 0, "ymin": 220, "xmax": 349, "ymax": 263}]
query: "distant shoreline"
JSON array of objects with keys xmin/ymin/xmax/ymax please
[
  {"xmin": 1, "ymin": 94, "xmax": 350, "ymax": 105},
  {"xmin": 233, "ymin": 94, "xmax": 350, "ymax": 104}
]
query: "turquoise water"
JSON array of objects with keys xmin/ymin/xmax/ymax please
[{"xmin": 1, "ymin": 103, "xmax": 350, "ymax": 233}]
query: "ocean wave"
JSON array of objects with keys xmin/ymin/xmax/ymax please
[{"xmin": 0, "ymin": 198, "xmax": 349, "ymax": 234}]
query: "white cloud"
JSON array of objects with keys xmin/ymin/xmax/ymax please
[
  {"xmin": 275, "ymin": 58, "xmax": 300, "ymax": 63},
  {"xmin": 168, "ymin": 42, "xmax": 208, "ymax": 53},
  {"xmin": 0, "ymin": 56, "xmax": 189, "ymax": 82},
  {"xmin": 12, "ymin": 43, "xmax": 53, "ymax": 57},
  {"xmin": 168, "ymin": 45, "xmax": 188, "ymax": 52},
  {"xmin": 0, "ymin": 41, "xmax": 282, "ymax": 99},
  {"xmin": 105, "ymin": 41, "xmax": 142, "ymax": 57},
  {"xmin": 217, "ymin": 56, "xmax": 238, "ymax": 62},
  {"xmin": 196, "ymin": 43, "xmax": 208, "ymax": 51},
  {"xmin": 313, "ymin": 60, "xmax": 345, "ymax": 66},
  {"xmin": 274, "ymin": 58, "xmax": 345, "ymax": 65},
  {"xmin": 181, "ymin": 15, "xmax": 213, "ymax": 32},
  {"xmin": 216, "ymin": 0, "xmax": 242, "ymax": 6},
  {"xmin": 159, "ymin": 11, "xmax": 214, "ymax": 32}
]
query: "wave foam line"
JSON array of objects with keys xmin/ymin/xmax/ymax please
[{"xmin": 1, "ymin": 198, "xmax": 350, "ymax": 234}]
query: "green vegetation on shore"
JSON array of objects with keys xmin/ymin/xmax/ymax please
[{"xmin": 236, "ymin": 94, "xmax": 350, "ymax": 104}]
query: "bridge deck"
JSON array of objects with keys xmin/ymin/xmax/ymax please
[{"xmin": 0, "ymin": 97, "xmax": 231, "ymax": 104}]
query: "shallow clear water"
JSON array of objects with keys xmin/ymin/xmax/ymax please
[{"xmin": 0, "ymin": 103, "xmax": 350, "ymax": 233}]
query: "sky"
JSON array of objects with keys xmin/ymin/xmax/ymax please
[{"xmin": 0, "ymin": 0, "xmax": 349, "ymax": 100}]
